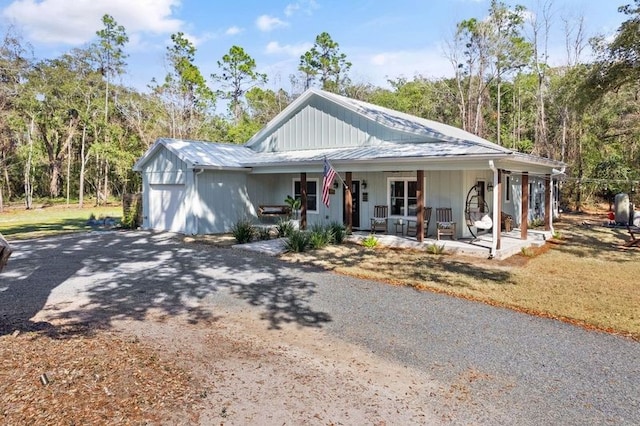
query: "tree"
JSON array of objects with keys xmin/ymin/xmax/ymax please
[
  {"xmin": 212, "ymin": 45, "xmax": 267, "ymax": 124},
  {"xmin": 449, "ymin": 1, "xmax": 530, "ymax": 143},
  {"xmin": 245, "ymin": 87, "xmax": 290, "ymax": 125},
  {"xmin": 298, "ymin": 32, "xmax": 351, "ymax": 93},
  {"xmin": 93, "ymin": 14, "xmax": 128, "ymax": 122},
  {"xmin": 0, "ymin": 26, "xmax": 31, "ymax": 209},
  {"xmin": 152, "ymin": 32, "xmax": 215, "ymax": 139},
  {"xmin": 92, "ymin": 14, "xmax": 128, "ymax": 203}
]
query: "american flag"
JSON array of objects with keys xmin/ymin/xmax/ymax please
[{"xmin": 322, "ymin": 158, "xmax": 337, "ymax": 207}]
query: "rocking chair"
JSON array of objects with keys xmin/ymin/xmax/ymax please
[
  {"xmin": 370, "ymin": 205, "xmax": 388, "ymax": 233},
  {"xmin": 436, "ymin": 207, "xmax": 457, "ymax": 240}
]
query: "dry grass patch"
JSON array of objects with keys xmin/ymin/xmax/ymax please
[
  {"xmin": 283, "ymin": 213, "xmax": 640, "ymax": 340},
  {"xmin": 0, "ymin": 323, "xmax": 199, "ymax": 424}
]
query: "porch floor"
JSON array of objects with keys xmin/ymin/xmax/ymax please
[{"xmin": 348, "ymin": 228, "xmax": 552, "ymax": 260}]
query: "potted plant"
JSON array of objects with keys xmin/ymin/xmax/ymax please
[{"xmin": 285, "ymin": 195, "xmax": 302, "ymax": 230}]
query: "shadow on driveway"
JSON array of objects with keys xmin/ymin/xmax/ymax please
[{"xmin": 0, "ymin": 231, "xmax": 331, "ymax": 336}]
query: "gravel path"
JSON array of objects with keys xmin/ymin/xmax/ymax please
[{"xmin": 2, "ymin": 231, "xmax": 638, "ymax": 425}]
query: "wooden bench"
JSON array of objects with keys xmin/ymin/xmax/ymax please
[{"xmin": 258, "ymin": 205, "xmax": 291, "ymax": 218}]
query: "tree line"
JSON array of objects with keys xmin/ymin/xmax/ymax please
[{"xmin": 0, "ymin": 0, "xmax": 639, "ymax": 212}]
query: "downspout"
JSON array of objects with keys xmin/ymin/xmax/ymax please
[
  {"xmin": 192, "ymin": 168, "xmax": 205, "ymax": 235},
  {"xmin": 489, "ymin": 160, "xmax": 498, "ymax": 258}
]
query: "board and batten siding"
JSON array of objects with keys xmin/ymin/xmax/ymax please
[
  {"xmin": 141, "ymin": 148, "xmax": 188, "ymax": 232},
  {"xmin": 194, "ymin": 170, "xmax": 254, "ymax": 234},
  {"xmin": 252, "ymin": 97, "xmax": 423, "ymax": 153}
]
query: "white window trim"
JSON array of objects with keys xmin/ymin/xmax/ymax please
[
  {"xmin": 387, "ymin": 177, "xmax": 420, "ymax": 218},
  {"xmin": 293, "ymin": 178, "xmax": 320, "ymax": 214},
  {"xmin": 505, "ymin": 175, "xmax": 512, "ymax": 203}
]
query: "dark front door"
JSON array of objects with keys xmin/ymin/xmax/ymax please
[{"xmin": 343, "ymin": 180, "xmax": 360, "ymax": 228}]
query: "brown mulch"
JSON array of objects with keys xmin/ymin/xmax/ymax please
[{"xmin": 1, "ymin": 322, "xmax": 200, "ymax": 425}]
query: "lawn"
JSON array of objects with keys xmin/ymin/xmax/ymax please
[
  {"xmin": 0, "ymin": 204, "xmax": 122, "ymax": 239},
  {"xmin": 282, "ymin": 212, "xmax": 640, "ymax": 340}
]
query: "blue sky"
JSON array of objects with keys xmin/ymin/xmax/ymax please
[{"xmin": 0, "ymin": 0, "xmax": 629, "ymax": 92}]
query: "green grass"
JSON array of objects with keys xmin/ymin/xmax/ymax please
[{"xmin": 0, "ymin": 205, "xmax": 122, "ymax": 240}]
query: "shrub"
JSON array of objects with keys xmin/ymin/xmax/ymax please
[
  {"xmin": 255, "ymin": 226, "xmax": 272, "ymax": 241},
  {"xmin": 308, "ymin": 224, "xmax": 333, "ymax": 249},
  {"xmin": 520, "ymin": 246, "xmax": 535, "ymax": 257},
  {"xmin": 426, "ymin": 243, "xmax": 445, "ymax": 255},
  {"xmin": 529, "ymin": 218, "xmax": 544, "ymax": 228},
  {"xmin": 361, "ymin": 234, "xmax": 378, "ymax": 249},
  {"xmin": 231, "ymin": 219, "xmax": 255, "ymax": 244},
  {"xmin": 284, "ymin": 230, "xmax": 310, "ymax": 253},
  {"xmin": 328, "ymin": 221, "xmax": 346, "ymax": 244},
  {"xmin": 275, "ymin": 219, "xmax": 294, "ymax": 237}
]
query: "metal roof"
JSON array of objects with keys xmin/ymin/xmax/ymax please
[
  {"xmin": 134, "ymin": 89, "xmax": 566, "ymax": 172},
  {"xmin": 133, "ymin": 138, "xmax": 254, "ymax": 171},
  {"xmin": 243, "ymin": 140, "xmax": 508, "ymax": 166}
]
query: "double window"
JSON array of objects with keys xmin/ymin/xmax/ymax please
[
  {"xmin": 389, "ymin": 179, "xmax": 418, "ymax": 217},
  {"xmin": 294, "ymin": 179, "xmax": 318, "ymax": 213}
]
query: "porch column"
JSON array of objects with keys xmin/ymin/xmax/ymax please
[
  {"xmin": 544, "ymin": 174, "xmax": 552, "ymax": 231},
  {"xmin": 300, "ymin": 172, "xmax": 307, "ymax": 230},
  {"xmin": 521, "ymin": 172, "xmax": 529, "ymax": 240},
  {"xmin": 416, "ymin": 170, "xmax": 424, "ymax": 242},
  {"xmin": 345, "ymin": 172, "xmax": 353, "ymax": 232},
  {"xmin": 496, "ymin": 170, "xmax": 503, "ymax": 250}
]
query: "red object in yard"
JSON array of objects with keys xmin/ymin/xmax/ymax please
[{"xmin": 607, "ymin": 211, "xmax": 615, "ymax": 221}]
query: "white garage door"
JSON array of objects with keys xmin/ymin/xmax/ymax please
[{"xmin": 148, "ymin": 184, "xmax": 186, "ymax": 233}]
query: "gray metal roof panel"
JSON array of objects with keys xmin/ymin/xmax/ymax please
[{"xmin": 242, "ymin": 141, "xmax": 508, "ymax": 166}]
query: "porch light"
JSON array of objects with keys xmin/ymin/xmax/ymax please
[
  {"xmin": 362, "ymin": 180, "xmax": 367, "ymax": 189},
  {"xmin": 487, "ymin": 182, "xmax": 494, "ymax": 192},
  {"xmin": 333, "ymin": 181, "xmax": 339, "ymax": 189}
]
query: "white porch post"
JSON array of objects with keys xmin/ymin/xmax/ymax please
[{"xmin": 489, "ymin": 161, "xmax": 499, "ymax": 256}]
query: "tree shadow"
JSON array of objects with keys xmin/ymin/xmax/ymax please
[{"xmin": 0, "ymin": 231, "xmax": 332, "ymax": 337}]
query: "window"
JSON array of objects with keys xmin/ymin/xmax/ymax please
[
  {"xmin": 529, "ymin": 183, "xmax": 534, "ymax": 209},
  {"xmin": 389, "ymin": 179, "xmax": 418, "ymax": 216},
  {"xmin": 294, "ymin": 179, "xmax": 318, "ymax": 213},
  {"xmin": 505, "ymin": 175, "xmax": 512, "ymax": 202}
]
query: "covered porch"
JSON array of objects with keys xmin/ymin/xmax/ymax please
[{"xmin": 348, "ymin": 227, "xmax": 552, "ymax": 260}]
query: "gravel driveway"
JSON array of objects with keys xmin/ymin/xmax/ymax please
[{"xmin": 1, "ymin": 231, "xmax": 638, "ymax": 425}]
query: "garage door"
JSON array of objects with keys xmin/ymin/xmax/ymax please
[{"xmin": 148, "ymin": 184, "xmax": 186, "ymax": 233}]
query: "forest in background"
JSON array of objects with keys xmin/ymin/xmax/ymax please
[{"xmin": 0, "ymin": 0, "xmax": 639, "ymax": 212}]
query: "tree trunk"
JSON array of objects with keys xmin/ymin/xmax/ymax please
[
  {"xmin": 79, "ymin": 125, "xmax": 86, "ymax": 208},
  {"xmin": 66, "ymin": 138, "xmax": 71, "ymax": 206},
  {"xmin": 103, "ymin": 159, "xmax": 109, "ymax": 202},
  {"xmin": 496, "ymin": 77, "xmax": 501, "ymax": 145},
  {"xmin": 24, "ymin": 117, "xmax": 34, "ymax": 210}
]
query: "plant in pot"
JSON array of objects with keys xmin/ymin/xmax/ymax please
[{"xmin": 285, "ymin": 195, "xmax": 302, "ymax": 230}]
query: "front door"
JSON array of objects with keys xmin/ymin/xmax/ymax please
[{"xmin": 343, "ymin": 180, "xmax": 360, "ymax": 228}]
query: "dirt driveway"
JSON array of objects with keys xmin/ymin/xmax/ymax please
[{"xmin": 1, "ymin": 231, "xmax": 639, "ymax": 425}]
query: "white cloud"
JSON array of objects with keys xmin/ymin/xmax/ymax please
[
  {"xmin": 225, "ymin": 26, "xmax": 243, "ymax": 36},
  {"xmin": 265, "ymin": 41, "xmax": 312, "ymax": 56},
  {"xmin": 284, "ymin": 3, "xmax": 299, "ymax": 17},
  {"xmin": 284, "ymin": 0, "xmax": 318, "ymax": 17},
  {"xmin": 255, "ymin": 14, "xmax": 288, "ymax": 32},
  {"xmin": 1, "ymin": 0, "xmax": 183, "ymax": 45},
  {"xmin": 351, "ymin": 46, "xmax": 454, "ymax": 87}
]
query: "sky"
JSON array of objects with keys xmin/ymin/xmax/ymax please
[{"xmin": 0, "ymin": 0, "xmax": 630, "ymax": 93}]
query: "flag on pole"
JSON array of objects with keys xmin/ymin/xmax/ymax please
[{"xmin": 322, "ymin": 158, "xmax": 337, "ymax": 207}]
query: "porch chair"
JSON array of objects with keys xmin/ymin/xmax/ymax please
[
  {"xmin": 623, "ymin": 225, "xmax": 640, "ymax": 248},
  {"xmin": 407, "ymin": 207, "xmax": 432, "ymax": 238},
  {"xmin": 370, "ymin": 205, "xmax": 388, "ymax": 233},
  {"xmin": 436, "ymin": 207, "xmax": 457, "ymax": 240}
]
